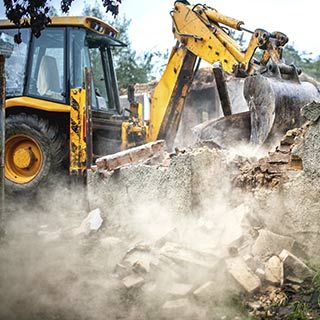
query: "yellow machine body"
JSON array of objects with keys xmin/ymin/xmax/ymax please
[
  {"xmin": 148, "ymin": 46, "xmax": 189, "ymax": 142},
  {"xmin": 69, "ymin": 88, "xmax": 88, "ymax": 175},
  {"xmin": 1, "ymin": 1, "xmax": 297, "ymax": 193}
]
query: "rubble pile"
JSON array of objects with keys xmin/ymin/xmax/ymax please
[
  {"xmin": 2, "ymin": 116, "xmax": 319, "ymax": 319},
  {"xmin": 233, "ymin": 126, "xmax": 306, "ymax": 191},
  {"xmin": 234, "ymin": 101, "xmax": 320, "ymax": 192},
  {"xmin": 71, "ymin": 210, "xmax": 316, "ymax": 319},
  {"xmin": 238, "ymin": 102, "xmax": 320, "ymax": 258},
  {"xmin": 86, "ymin": 103, "xmax": 320, "ymax": 318}
]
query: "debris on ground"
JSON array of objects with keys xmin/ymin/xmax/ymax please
[
  {"xmin": 86, "ymin": 102, "xmax": 320, "ymax": 318},
  {"xmin": 73, "ymin": 208, "xmax": 103, "ymax": 235},
  {"xmin": 2, "ymin": 103, "xmax": 320, "ymax": 319}
]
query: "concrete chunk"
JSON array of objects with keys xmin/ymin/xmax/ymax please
[
  {"xmin": 280, "ymin": 250, "xmax": 315, "ymax": 282},
  {"xmin": 255, "ymin": 268, "xmax": 266, "ymax": 281},
  {"xmin": 73, "ymin": 208, "xmax": 103, "ymax": 235},
  {"xmin": 225, "ymin": 256, "xmax": 261, "ymax": 294},
  {"xmin": 252, "ymin": 229, "xmax": 295, "ymax": 260},
  {"xmin": 123, "ymin": 250, "xmax": 153, "ymax": 271},
  {"xmin": 96, "ymin": 140, "xmax": 166, "ymax": 171},
  {"xmin": 122, "ymin": 274, "xmax": 144, "ymax": 289},
  {"xmin": 166, "ymin": 283, "xmax": 193, "ymax": 297},
  {"xmin": 265, "ymin": 256, "xmax": 283, "ymax": 285},
  {"xmin": 160, "ymin": 242, "xmax": 218, "ymax": 269},
  {"xmin": 243, "ymin": 254, "xmax": 257, "ymax": 271},
  {"xmin": 162, "ymin": 298, "xmax": 191, "ymax": 316},
  {"xmin": 132, "ymin": 260, "xmax": 150, "ymax": 274},
  {"xmin": 193, "ymin": 281, "xmax": 216, "ymax": 302}
]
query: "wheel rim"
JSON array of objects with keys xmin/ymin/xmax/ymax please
[{"xmin": 5, "ymin": 135, "xmax": 43, "ymax": 184}]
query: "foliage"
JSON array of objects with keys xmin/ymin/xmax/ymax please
[
  {"xmin": 313, "ymin": 271, "xmax": 320, "ymax": 307},
  {"xmin": 287, "ymin": 302, "xmax": 311, "ymax": 320},
  {"xmin": 84, "ymin": 3, "xmax": 163, "ymax": 89},
  {"xmin": 3, "ymin": 0, "xmax": 121, "ymax": 42},
  {"xmin": 112, "ymin": 16, "xmax": 158, "ymax": 88},
  {"xmin": 282, "ymin": 45, "xmax": 320, "ymax": 81}
]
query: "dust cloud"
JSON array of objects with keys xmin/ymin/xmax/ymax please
[
  {"xmin": 1, "ymin": 136, "xmax": 317, "ymax": 320},
  {"xmin": 0, "ymin": 149, "xmax": 256, "ymax": 320}
]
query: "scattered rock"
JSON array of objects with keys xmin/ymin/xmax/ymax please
[
  {"xmin": 132, "ymin": 260, "xmax": 150, "ymax": 274},
  {"xmin": 122, "ymin": 274, "xmax": 145, "ymax": 289},
  {"xmin": 225, "ymin": 256, "xmax": 261, "ymax": 293},
  {"xmin": 160, "ymin": 242, "xmax": 218, "ymax": 270},
  {"xmin": 280, "ymin": 250, "xmax": 315, "ymax": 282},
  {"xmin": 252, "ymin": 229, "xmax": 295, "ymax": 260},
  {"xmin": 73, "ymin": 208, "xmax": 103, "ymax": 235},
  {"xmin": 193, "ymin": 281, "xmax": 216, "ymax": 302},
  {"xmin": 122, "ymin": 247, "xmax": 154, "ymax": 272},
  {"xmin": 265, "ymin": 256, "xmax": 283, "ymax": 285},
  {"xmin": 243, "ymin": 254, "xmax": 257, "ymax": 271},
  {"xmin": 166, "ymin": 283, "xmax": 193, "ymax": 297}
]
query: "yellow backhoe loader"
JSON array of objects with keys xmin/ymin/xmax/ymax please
[{"xmin": 1, "ymin": 1, "xmax": 319, "ymax": 194}]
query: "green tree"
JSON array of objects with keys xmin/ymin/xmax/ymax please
[
  {"xmin": 283, "ymin": 45, "xmax": 320, "ymax": 80},
  {"xmin": 3, "ymin": 0, "xmax": 121, "ymax": 42},
  {"xmin": 112, "ymin": 16, "xmax": 157, "ymax": 88},
  {"xmin": 83, "ymin": 3, "xmax": 163, "ymax": 89}
]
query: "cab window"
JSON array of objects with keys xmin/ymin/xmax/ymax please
[
  {"xmin": 86, "ymin": 32, "xmax": 123, "ymax": 113},
  {"xmin": 89, "ymin": 47, "xmax": 111, "ymax": 111},
  {"xmin": 26, "ymin": 28, "xmax": 66, "ymax": 103},
  {"xmin": 0, "ymin": 28, "xmax": 30, "ymax": 97}
]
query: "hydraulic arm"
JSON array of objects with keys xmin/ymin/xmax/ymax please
[{"xmin": 144, "ymin": 0, "xmax": 290, "ymax": 148}]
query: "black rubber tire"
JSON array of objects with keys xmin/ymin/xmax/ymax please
[{"xmin": 5, "ymin": 113, "xmax": 67, "ymax": 195}]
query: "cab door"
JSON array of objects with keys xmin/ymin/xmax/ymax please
[{"xmin": 69, "ymin": 28, "xmax": 123, "ymax": 157}]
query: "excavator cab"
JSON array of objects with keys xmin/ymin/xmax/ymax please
[{"xmin": 1, "ymin": 17, "xmax": 129, "ymax": 194}]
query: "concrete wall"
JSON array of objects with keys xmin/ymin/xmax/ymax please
[{"xmin": 88, "ymin": 147, "xmax": 230, "ymax": 219}]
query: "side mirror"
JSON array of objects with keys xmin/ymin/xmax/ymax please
[{"xmin": 127, "ymin": 84, "xmax": 135, "ymax": 104}]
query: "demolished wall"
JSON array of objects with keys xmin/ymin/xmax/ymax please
[
  {"xmin": 89, "ymin": 146, "xmax": 230, "ymax": 217},
  {"xmin": 89, "ymin": 102, "xmax": 320, "ymax": 259},
  {"xmin": 85, "ymin": 102, "xmax": 320, "ymax": 319},
  {"xmin": 238, "ymin": 102, "xmax": 320, "ymax": 257}
]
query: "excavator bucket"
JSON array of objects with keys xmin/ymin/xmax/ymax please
[
  {"xmin": 245, "ymin": 74, "xmax": 320, "ymax": 145},
  {"xmin": 194, "ymin": 73, "xmax": 320, "ymax": 148},
  {"xmin": 193, "ymin": 111, "xmax": 251, "ymax": 148}
]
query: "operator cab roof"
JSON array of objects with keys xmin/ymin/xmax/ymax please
[{"xmin": 0, "ymin": 16, "xmax": 126, "ymax": 47}]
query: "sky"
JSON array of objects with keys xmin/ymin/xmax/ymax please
[{"xmin": 0, "ymin": 0, "xmax": 319, "ymax": 58}]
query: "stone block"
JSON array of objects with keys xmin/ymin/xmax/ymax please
[
  {"xmin": 280, "ymin": 250, "xmax": 315, "ymax": 282},
  {"xmin": 122, "ymin": 274, "xmax": 144, "ymax": 289},
  {"xmin": 265, "ymin": 256, "xmax": 283, "ymax": 285},
  {"xmin": 225, "ymin": 256, "xmax": 261, "ymax": 294}
]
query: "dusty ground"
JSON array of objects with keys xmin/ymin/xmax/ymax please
[
  {"xmin": 1, "ymin": 109, "xmax": 320, "ymax": 319},
  {"xmin": 1, "ymin": 190, "xmax": 319, "ymax": 320},
  {"xmin": 0, "ymin": 189, "xmax": 250, "ymax": 320}
]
